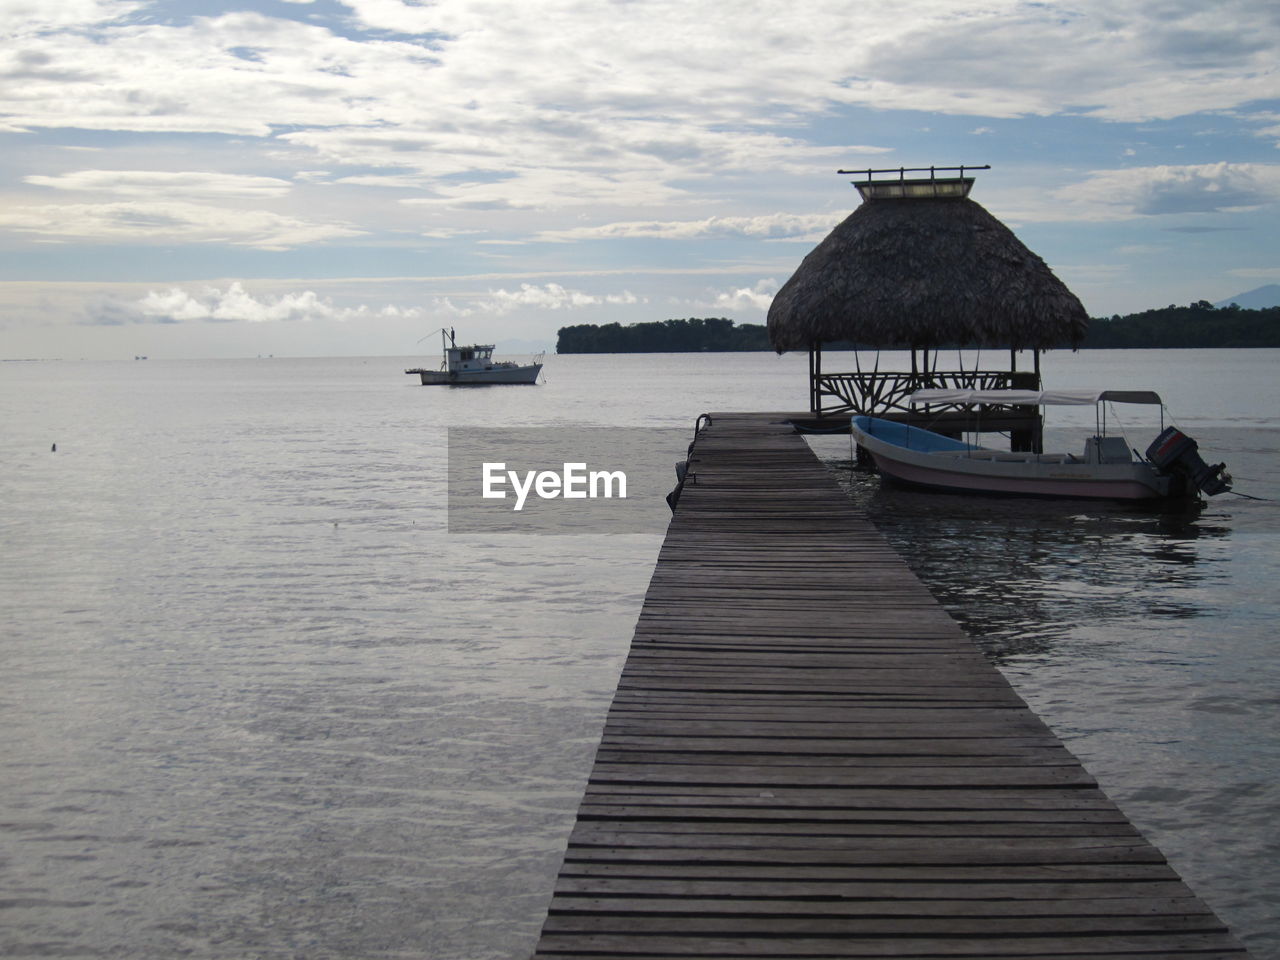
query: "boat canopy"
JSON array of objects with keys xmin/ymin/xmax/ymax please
[{"xmin": 908, "ymin": 389, "xmax": 1162, "ymax": 407}]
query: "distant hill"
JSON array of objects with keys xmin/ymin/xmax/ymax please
[{"xmin": 1214, "ymin": 284, "xmax": 1280, "ymax": 310}]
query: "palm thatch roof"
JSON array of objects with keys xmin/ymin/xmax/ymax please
[{"xmin": 767, "ymin": 195, "xmax": 1088, "ymax": 352}]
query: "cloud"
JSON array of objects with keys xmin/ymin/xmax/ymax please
[
  {"xmin": 852, "ymin": 0, "xmax": 1280, "ymax": 123},
  {"xmin": 87, "ymin": 281, "xmax": 428, "ymax": 325},
  {"xmin": 0, "ymin": 11, "xmax": 436, "ymax": 136},
  {"xmin": 1219, "ymin": 108, "xmax": 1280, "ymax": 145},
  {"xmin": 0, "ymin": 200, "xmax": 363, "ymax": 249},
  {"xmin": 1162, "ymin": 225, "xmax": 1247, "ymax": 233},
  {"xmin": 0, "ymin": 0, "xmax": 141, "ymax": 36},
  {"xmin": 25, "ymin": 170, "xmax": 294, "ymax": 199},
  {"xmin": 1067, "ymin": 163, "xmax": 1280, "ymax": 218},
  {"xmin": 431, "ymin": 282, "xmax": 645, "ymax": 317},
  {"xmin": 999, "ymin": 162, "xmax": 1280, "ymax": 222},
  {"xmin": 537, "ymin": 213, "xmax": 841, "ymax": 243},
  {"xmin": 1114, "ymin": 244, "xmax": 1167, "ymax": 255},
  {"xmin": 712, "ymin": 279, "xmax": 780, "ymax": 313},
  {"xmin": 5, "ymin": 1, "xmax": 1276, "ymax": 223}
]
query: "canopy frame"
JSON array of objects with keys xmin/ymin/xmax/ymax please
[
  {"xmin": 908, "ymin": 389, "xmax": 1163, "ymax": 407},
  {"xmin": 908, "ymin": 389, "xmax": 1166, "ymax": 443}
]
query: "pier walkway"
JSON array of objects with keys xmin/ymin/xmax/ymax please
[{"xmin": 533, "ymin": 412, "xmax": 1248, "ymax": 959}]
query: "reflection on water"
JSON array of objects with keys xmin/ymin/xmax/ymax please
[{"xmin": 830, "ymin": 464, "xmax": 1231, "ymax": 663}]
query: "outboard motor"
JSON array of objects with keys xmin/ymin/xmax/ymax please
[{"xmin": 1146, "ymin": 427, "xmax": 1232, "ymax": 496}]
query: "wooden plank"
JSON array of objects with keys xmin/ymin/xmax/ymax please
[
  {"xmin": 562, "ymin": 840, "xmax": 1167, "ymax": 866},
  {"xmin": 551, "ymin": 876, "xmax": 1197, "ymax": 900},
  {"xmin": 599, "ymin": 720, "xmax": 1058, "ymax": 738},
  {"xmin": 574, "ymin": 803, "xmax": 1132, "ymax": 823},
  {"xmin": 591, "ymin": 751, "xmax": 1083, "ymax": 768},
  {"xmin": 585, "ymin": 764, "xmax": 1096, "ymax": 788},
  {"xmin": 546, "ymin": 895, "xmax": 1212, "ymax": 917},
  {"xmin": 540, "ymin": 914, "xmax": 1227, "ymax": 936},
  {"xmin": 598, "ymin": 735, "xmax": 1072, "ymax": 754},
  {"xmin": 535, "ymin": 952, "xmax": 1247, "ymax": 960},
  {"xmin": 568, "ymin": 820, "xmax": 1142, "ymax": 838},
  {"xmin": 579, "ymin": 786, "xmax": 1125, "ymax": 809},
  {"xmin": 555, "ymin": 861, "xmax": 1184, "ymax": 883},
  {"xmin": 534, "ymin": 932, "xmax": 1245, "ymax": 957}
]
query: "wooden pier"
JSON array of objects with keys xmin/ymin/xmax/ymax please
[{"xmin": 533, "ymin": 412, "xmax": 1248, "ymax": 959}]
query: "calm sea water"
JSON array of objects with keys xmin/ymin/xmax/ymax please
[{"xmin": 2, "ymin": 350, "xmax": 1277, "ymax": 958}]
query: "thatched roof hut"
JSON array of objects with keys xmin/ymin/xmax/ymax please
[{"xmin": 767, "ymin": 177, "xmax": 1088, "ymax": 352}]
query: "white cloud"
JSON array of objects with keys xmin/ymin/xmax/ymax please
[
  {"xmin": 0, "ymin": 200, "xmax": 363, "ymax": 249},
  {"xmin": 0, "ymin": 11, "xmax": 433, "ymax": 136},
  {"xmin": 0, "ymin": 0, "xmax": 140, "ymax": 36},
  {"xmin": 120, "ymin": 281, "xmax": 424, "ymax": 324},
  {"xmin": 332, "ymin": 0, "xmax": 1279, "ymax": 125},
  {"xmin": 419, "ymin": 227, "xmax": 483, "ymax": 240},
  {"xmin": 711, "ymin": 279, "xmax": 780, "ymax": 313},
  {"xmin": 25, "ymin": 170, "xmax": 294, "ymax": 199},
  {"xmin": 1066, "ymin": 162, "xmax": 1280, "ymax": 218},
  {"xmin": 1000, "ymin": 162, "xmax": 1280, "ymax": 222},
  {"xmin": 1220, "ymin": 109, "xmax": 1280, "ymax": 145},
  {"xmin": 537, "ymin": 213, "xmax": 841, "ymax": 243},
  {"xmin": 431, "ymin": 282, "xmax": 645, "ymax": 317},
  {"xmin": 849, "ymin": 0, "xmax": 1280, "ymax": 123}
]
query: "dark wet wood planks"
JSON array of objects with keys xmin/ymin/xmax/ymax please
[{"xmin": 533, "ymin": 412, "xmax": 1247, "ymax": 959}]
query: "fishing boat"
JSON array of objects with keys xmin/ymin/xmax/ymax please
[
  {"xmin": 850, "ymin": 388, "xmax": 1231, "ymax": 501},
  {"xmin": 405, "ymin": 328, "xmax": 543, "ymax": 385}
]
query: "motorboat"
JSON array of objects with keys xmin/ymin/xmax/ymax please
[
  {"xmin": 850, "ymin": 388, "xmax": 1231, "ymax": 501},
  {"xmin": 406, "ymin": 328, "xmax": 543, "ymax": 385}
]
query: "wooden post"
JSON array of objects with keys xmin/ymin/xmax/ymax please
[
  {"xmin": 812, "ymin": 342, "xmax": 823, "ymax": 417},
  {"xmin": 808, "ymin": 346, "xmax": 816, "ymax": 414}
]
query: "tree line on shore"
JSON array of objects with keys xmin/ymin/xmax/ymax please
[
  {"xmin": 555, "ymin": 302, "xmax": 1280, "ymax": 353},
  {"xmin": 1080, "ymin": 301, "xmax": 1280, "ymax": 348}
]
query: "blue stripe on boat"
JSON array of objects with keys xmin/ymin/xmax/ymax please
[{"xmin": 852, "ymin": 415, "xmax": 981, "ymax": 453}]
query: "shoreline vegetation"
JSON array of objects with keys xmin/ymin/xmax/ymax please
[{"xmin": 555, "ymin": 302, "xmax": 1280, "ymax": 353}]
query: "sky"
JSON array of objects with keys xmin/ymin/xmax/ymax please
[{"xmin": 1, "ymin": 0, "xmax": 1278, "ymax": 360}]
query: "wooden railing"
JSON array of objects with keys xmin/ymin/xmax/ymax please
[{"xmin": 814, "ymin": 369, "xmax": 1040, "ymax": 416}]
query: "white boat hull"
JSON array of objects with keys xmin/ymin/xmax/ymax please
[
  {"xmin": 851, "ymin": 416, "xmax": 1176, "ymax": 500},
  {"xmin": 408, "ymin": 363, "xmax": 542, "ymax": 385}
]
